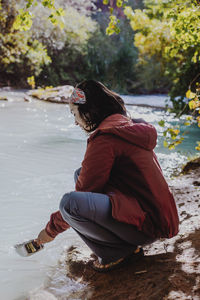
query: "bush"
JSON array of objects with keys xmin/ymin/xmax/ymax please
[
  {"xmin": 38, "ymin": 12, "xmax": 138, "ymax": 93},
  {"xmin": 0, "ymin": 0, "xmax": 96, "ymax": 87},
  {"xmin": 84, "ymin": 13, "xmax": 138, "ymax": 93},
  {"xmin": 124, "ymin": 0, "xmax": 200, "ymax": 108},
  {"xmin": 0, "ymin": 0, "xmax": 51, "ymax": 86}
]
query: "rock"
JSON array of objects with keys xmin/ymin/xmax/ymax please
[
  {"xmin": 181, "ymin": 157, "xmax": 200, "ymax": 174},
  {"xmin": 193, "ymin": 180, "xmax": 200, "ymax": 186},
  {"xmin": 65, "ymin": 245, "xmax": 94, "ymax": 280},
  {"xmin": 24, "ymin": 95, "xmax": 32, "ymax": 102},
  {"xmin": 0, "ymin": 96, "xmax": 8, "ymax": 101},
  {"xmin": 27, "ymin": 85, "xmax": 74, "ymax": 104}
]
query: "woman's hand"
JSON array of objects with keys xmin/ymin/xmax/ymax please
[{"xmin": 35, "ymin": 229, "xmax": 54, "ymax": 245}]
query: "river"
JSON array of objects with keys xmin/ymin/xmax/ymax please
[{"xmin": 0, "ymin": 91, "xmax": 199, "ymax": 300}]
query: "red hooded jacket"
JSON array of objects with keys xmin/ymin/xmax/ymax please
[{"xmin": 45, "ymin": 114, "xmax": 179, "ymax": 239}]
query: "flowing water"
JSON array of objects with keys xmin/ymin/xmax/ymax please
[{"xmin": 0, "ymin": 91, "xmax": 199, "ymax": 300}]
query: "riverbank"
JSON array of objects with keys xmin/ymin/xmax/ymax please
[
  {"xmin": 0, "ymin": 87, "xmax": 171, "ymax": 109},
  {"xmin": 29, "ymin": 160, "xmax": 200, "ymax": 300},
  {"xmin": 66, "ymin": 161, "xmax": 200, "ymax": 300}
]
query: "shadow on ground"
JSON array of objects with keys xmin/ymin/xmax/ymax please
[{"xmin": 65, "ymin": 229, "xmax": 200, "ymax": 300}]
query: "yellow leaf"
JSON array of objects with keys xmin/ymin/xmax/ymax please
[
  {"xmin": 174, "ymin": 140, "xmax": 182, "ymax": 146},
  {"xmin": 173, "ymin": 129, "xmax": 180, "ymax": 135},
  {"xmin": 195, "ymin": 142, "xmax": 200, "ymax": 151},
  {"xmin": 27, "ymin": 76, "xmax": 35, "ymax": 89},
  {"xmin": 189, "ymin": 100, "xmax": 196, "ymax": 110},
  {"xmin": 186, "ymin": 90, "xmax": 196, "ymax": 99},
  {"xmin": 163, "ymin": 140, "xmax": 168, "ymax": 148},
  {"xmin": 168, "ymin": 144, "xmax": 175, "ymax": 150},
  {"xmin": 158, "ymin": 120, "xmax": 165, "ymax": 127}
]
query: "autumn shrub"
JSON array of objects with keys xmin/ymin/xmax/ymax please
[
  {"xmin": 0, "ymin": 0, "xmax": 96, "ymax": 87},
  {"xmin": 124, "ymin": 0, "xmax": 200, "ymax": 110},
  {"xmin": 0, "ymin": 0, "xmax": 51, "ymax": 86}
]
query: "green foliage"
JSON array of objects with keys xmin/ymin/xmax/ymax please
[
  {"xmin": 41, "ymin": 0, "xmax": 55, "ymax": 9},
  {"xmin": 124, "ymin": 0, "xmax": 200, "ymax": 107},
  {"xmin": 159, "ymin": 85, "xmax": 200, "ymax": 151},
  {"xmin": 14, "ymin": 0, "xmax": 64, "ymax": 31},
  {"xmin": 103, "ymin": 0, "xmax": 109, "ymax": 5},
  {"xmin": 1, "ymin": 0, "xmax": 143, "ymax": 93},
  {"xmin": 128, "ymin": 0, "xmax": 200, "ymax": 151},
  {"xmin": 13, "ymin": 9, "xmax": 34, "ymax": 31},
  {"xmin": 103, "ymin": 0, "xmax": 129, "ymax": 36},
  {"xmin": 37, "ymin": 45, "xmax": 87, "ymax": 87},
  {"xmin": 106, "ymin": 15, "xmax": 121, "ymax": 35},
  {"xmin": 84, "ymin": 17, "xmax": 138, "ymax": 92},
  {"xmin": 0, "ymin": 0, "xmax": 96, "ymax": 86},
  {"xmin": 133, "ymin": 58, "xmax": 171, "ymax": 94},
  {"xmin": 26, "ymin": 0, "xmax": 36, "ymax": 9},
  {"xmin": 0, "ymin": 1, "xmax": 51, "ymax": 85},
  {"xmin": 34, "ymin": 2, "xmax": 96, "ymax": 86},
  {"xmin": 30, "ymin": 4, "xmax": 96, "ymax": 52},
  {"xmin": 27, "ymin": 76, "xmax": 36, "ymax": 89},
  {"xmin": 37, "ymin": 12, "xmax": 138, "ymax": 93}
]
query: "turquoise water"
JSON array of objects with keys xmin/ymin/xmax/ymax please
[{"xmin": 0, "ymin": 94, "xmax": 199, "ymax": 300}]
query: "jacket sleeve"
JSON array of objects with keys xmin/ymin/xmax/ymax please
[
  {"xmin": 76, "ymin": 135, "xmax": 115, "ymax": 192},
  {"xmin": 45, "ymin": 210, "xmax": 70, "ymax": 238},
  {"xmin": 45, "ymin": 134, "xmax": 115, "ymax": 238}
]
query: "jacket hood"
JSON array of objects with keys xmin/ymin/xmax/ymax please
[{"xmin": 89, "ymin": 114, "xmax": 157, "ymax": 150}]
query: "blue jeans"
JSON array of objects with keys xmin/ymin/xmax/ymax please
[{"xmin": 59, "ymin": 168, "xmax": 155, "ymax": 264}]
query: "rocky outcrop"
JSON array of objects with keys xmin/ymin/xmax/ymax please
[
  {"xmin": 0, "ymin": 96, "xmax": 8, "ymax": 101},
  {"xmin": 27, "ymin": 85, "xmax": 74, "ymax": 104},
  {"xmin": 181, "ymin": 157, "xmax": 200, "ymax": 174}
]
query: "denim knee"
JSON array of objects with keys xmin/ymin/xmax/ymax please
[{"xmin": 59, "ymin": 191, "xmax": 79, "ymax": 216}]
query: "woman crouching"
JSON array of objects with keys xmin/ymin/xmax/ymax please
[{"xmin": 36, "ymin": 80, "xmax": 179, "ymax": 272}]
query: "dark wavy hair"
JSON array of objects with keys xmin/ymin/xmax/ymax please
[{"xmin": 74, "ymin": 80, "xmax": 127, "ymax": 132}]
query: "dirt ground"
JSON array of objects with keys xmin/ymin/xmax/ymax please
[{"xmin": 64, "ymin": 161, "xmax": 200, "ymax": 300}]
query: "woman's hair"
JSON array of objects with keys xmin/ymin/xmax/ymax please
[{"xmin": 74, "ymin": 80, "xmax": 127, "ymax": 132}]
